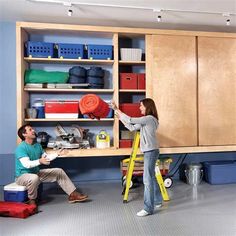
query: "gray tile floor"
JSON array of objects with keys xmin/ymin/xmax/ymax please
[{"xmin": 1, "ymin": 181, "xmax": 236, "ymax": 236}]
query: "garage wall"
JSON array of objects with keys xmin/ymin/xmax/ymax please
[{"xmin": 0, "ymin": 22, "xmax": 235, "ymax": 187}]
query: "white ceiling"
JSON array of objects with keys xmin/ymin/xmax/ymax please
[{"xmin": 0, "ymin": 0, "xmax": 236, "ymax": 32}]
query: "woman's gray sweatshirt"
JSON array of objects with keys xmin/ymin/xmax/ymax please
[{"xmin": 120, "ymin": 113, "xmax": 159, "ymax": 153}]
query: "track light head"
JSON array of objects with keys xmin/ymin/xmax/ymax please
[
  {"xmin": 68, "ymin": 8, "xmax": 73, "ymax": 16},
  {"xmin": 226, "ymin": 18, "xmax": 230, "ymax": 26},
  {"xmin": 157, "ymin": 15, "xmax": 162, "ymax": 22}
]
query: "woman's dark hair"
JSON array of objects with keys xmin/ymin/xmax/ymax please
[
  {"xmin": 140, "ymin": 98, "xmax": 158, "ymax": 120},
  {"xmin": 18, "ymin": 124, "xmax": 31, "ymax": 141}
]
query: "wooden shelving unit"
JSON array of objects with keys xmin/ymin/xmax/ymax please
[{"xmin": 16, "ymin": 22, "xmax": 236, "ymax": 156}]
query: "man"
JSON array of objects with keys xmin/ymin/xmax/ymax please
[{"xmin": 15, "ymin": 124, "xmax": 88, "ymax": 207}]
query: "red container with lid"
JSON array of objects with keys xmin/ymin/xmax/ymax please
[
  {"xmin": 119, "ymin": 139, "xmax": 132, "ymax": 148},
  {"xmin": 119, "ymin": 103, "xmax": 142, "ymax": 117},
  {"xmin": 120, "ymin": 73, "xmax": 138, "ymax": 89},
  {"xmin": 137, "ymin": 73, "xmax": 145, "ymax": 89}
]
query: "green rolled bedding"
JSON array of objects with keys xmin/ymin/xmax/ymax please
[{"xmin": 25, "ymin": 69, "xmax": 69, "ymax": 84}]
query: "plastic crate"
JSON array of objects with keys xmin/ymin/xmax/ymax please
[
  {"xmin": 120, "ymin": 48, "xmax": 142, "ymax": 61},
  {"xmin": 203, "ymin": 161, "xmax": 236, "ymax": 184},
  {"xmin": 87, "ymin": 45, "xmax": 113, "ymax": 60},
  {"xmin": 25, "ymin": 41, "xmax": 54, "ymax": 58},
  {"xmin": 57, "ymin": 43, "xmax": 84, "ymax": 59}
]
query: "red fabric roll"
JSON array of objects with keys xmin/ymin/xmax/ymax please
[{"xmin": 79, "ymin": 94, "xmax": 109, "ymax": 119}]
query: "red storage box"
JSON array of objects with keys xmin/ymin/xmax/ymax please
[
  {"xmin": 138, "ymin": 73, "xmax": 145, "ymax": 89},
  {"xmin": 119, "ymin": 103, "xmax": 142, "ymax": 117},
  {"xmin": 120, "ymin": 73, "xmax": 138, "ymax": 89},
  {"xmin": 45, "ymin": 100, "xmax": 79, "ymax": 118},
  {"xmin": 119, "ymin": 139, "xmax": 132, "ymax": 148}
]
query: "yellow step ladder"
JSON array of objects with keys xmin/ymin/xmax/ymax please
[{"xmin": 123, "ymin": 132, "xmax": 170, "ymax": 203}]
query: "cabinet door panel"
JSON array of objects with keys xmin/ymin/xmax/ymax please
[
  {"xmin": 198, "ymin": 37, "xmax": 236, "ymax": 145},
  {"xmin": 146, "ymin": 35, "xmax": 197, "ymax": 147}
]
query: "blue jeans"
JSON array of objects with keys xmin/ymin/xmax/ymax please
[{"xmin": 143, "ymin": 149, "xmax": 162, "ymax": 214}]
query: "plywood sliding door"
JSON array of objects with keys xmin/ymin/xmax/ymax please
[
  {"xmin": 146, "ymin": 35, "xmax": 197, "ymax": 147},
  {"xmin": 198, "ymin": 37, "xmax": 236, "ymax": 145}
]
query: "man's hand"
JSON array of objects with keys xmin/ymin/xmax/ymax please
[{"xmin": 39, "ymin": 156, "xmax": 50, "ymax": 165}]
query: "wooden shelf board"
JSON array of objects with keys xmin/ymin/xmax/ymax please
[
  {"xmin": 119, "ymin": 61, "xmax": 145, "ymax": 65},
  {"xmin": 45, "ymin": 145, "xmax": 236, "ymax": 157},
  {"xmin": 119, "ymin": 89, "xmax": 145, "ymax": 93},
  {"xmin": 24, "ymin": 57, "xmax": 114, "ymax": 65},
  {"xmin": 24, "ymin": 88, "xmax": 114, "ymax": 93},
  {"xmin": 25, "ymin": 118, "xmax": 114, "ymax": 122}
]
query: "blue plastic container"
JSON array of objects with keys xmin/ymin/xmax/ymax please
[
  {"xmin": 4, "ymin": 183, "xmax": 28, "ymax": 202},
  {"xmin": 57, "ymin": 43, "xmax": 84, "ymax": 59},
  {"xmin": 203, "ymin": 160, "xmax": 236, "ymax": 184},
  {"xmin": 87, "ymin": 45, "xmax": 113, "ymax": 60},
  {"xmin": 25, "ymin": 41, "xmax": 54, "ymax": 58}
]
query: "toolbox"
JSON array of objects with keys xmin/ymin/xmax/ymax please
[{"xmin": 45, "ymin": 100, "xmax": 79, "ymax": 118}]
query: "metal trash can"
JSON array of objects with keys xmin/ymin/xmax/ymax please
[{"xmin": 185, "ymin": 163, "xmax": 203, "ymax": 186}]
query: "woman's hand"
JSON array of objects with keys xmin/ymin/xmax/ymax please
[{"xmin": 110, "ymin": 101, "xmax": 118, "ymax": 110}]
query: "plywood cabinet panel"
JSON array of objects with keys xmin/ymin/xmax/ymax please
[
  {"xmin": 198, "ymin": 37, "xmax": 236, "ymax": 145},
  {"xmin": 146, "ymin": 35, "xmax": 197, "ymax": 147}
]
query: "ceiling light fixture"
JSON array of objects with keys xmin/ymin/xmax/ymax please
[{"xmin": 26, "ymin": 0, "xmax": 236, "ymax": 23}]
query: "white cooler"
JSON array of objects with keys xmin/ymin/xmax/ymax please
[{"xmin": 4, "ymin": 182, "xmax": 28, "ymax": 202}]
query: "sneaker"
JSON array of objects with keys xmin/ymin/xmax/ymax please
[
  {"xmin": 68, "ymin": 191, "xmax": 88, "ymax": 203},
  {"xmin": 136, "ymin": 209, "xmax": 150, "ymax": 217},
  {"xmin": 155, "ymin": 203, "xmax": 162, "ymax": 209}
]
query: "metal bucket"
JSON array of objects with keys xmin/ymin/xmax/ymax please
[{"xmin": 185, "ymin": 163, "xmax": 203, "ymax": 186}]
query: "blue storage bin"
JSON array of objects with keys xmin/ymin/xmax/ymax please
[
  {"xmin": 203, "ymin": 160, "xmax": 236, "ymax": 184},
  {"xmin": 87, "ymin": 45, "xmax": 113, "ymax": 60},
  {"xmin": 57, "ymin": 43, "xmax": 84, "ymax": 59},
  {"xmin": 25, "ymin": 41, "xmax": 54, "ymax": 58}
]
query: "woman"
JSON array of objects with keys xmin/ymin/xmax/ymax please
[{"xmin": 111, "ymin": 98, "xmax": 162, "ymax": 217}]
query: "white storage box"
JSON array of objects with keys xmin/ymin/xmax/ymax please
[
  {"xmin": 120, "ymin": 48, "xmax": 142, "ymax": 61},
  {"xmin": 4, "ymin": 182, "xmax": 28, "ymax": 202},
  {"xmin": 121, "ymin": 130, "xmax": 135, "ymax": 140}
]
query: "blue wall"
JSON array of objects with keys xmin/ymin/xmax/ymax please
[{"xmin": 0, "ymin": 21, "xmax": 235, "ymax": 187}]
